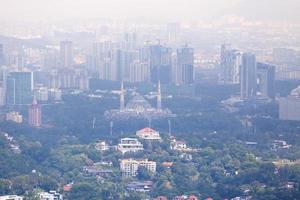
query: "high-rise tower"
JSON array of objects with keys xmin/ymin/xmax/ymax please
[
  {"xmin": 120, "ymin": 81, "xmax": 125, "ymax": 111},
  {"xmin": 60, "ymin": 41, "xmax": 73, "ymax": 68},
  {"xmin": 240, "ymin": 53, "xmax": 257, "ymax": 100},
  {"xmin": 157, "ymin": 81, "xmax": 161, "ymax": 111},
  {"xmin": 28, "ymin": 96, "xmax": 42, "ymax": 127}
]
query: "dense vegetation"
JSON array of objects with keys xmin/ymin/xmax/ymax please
[{"xmin": 0, "ymin": 81, "xmax": 299, "ymax": 199}]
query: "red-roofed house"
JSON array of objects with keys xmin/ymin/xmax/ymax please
[{"xmin": 136, "ymin": 127, "xmax": 161, "ymax": 141}]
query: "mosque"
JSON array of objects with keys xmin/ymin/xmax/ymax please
[{"xmin": 104, "ymin": 82, "xmax": 174, "ymax": 120}]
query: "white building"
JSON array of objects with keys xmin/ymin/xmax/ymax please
[
  {"xmin": 136, "ymin": 127, "xmax": 161, "ymax": 141},
  {"xmin": 95, "ymin": 141, "xmax": 109, "ymax": 151},
  {"xmin": 0, "ymin": 195, "xmax": 23, "ymax": 200},
  {"xmin": 6, "ymin": 112, "xmax": 23, "ymax": 123},
  {"xmin": 120, "ymin": 159, "xmax": 156, "ymax": 177},
  {"xmin": 118, "ymin": 138, "xmax": 144, "ymax": 154},
  {"xmin": 170, "ymin": 137, "xmax": 188, "ymax": 151},
  {"xmin": 39, "ymin": 191, "xmax": 63, "ymax": 200},
  {"xmin": 35, "ymin": 87, "xmax": 49, "ymax": 102}
]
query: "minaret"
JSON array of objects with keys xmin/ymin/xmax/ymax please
[
  {"xmin": 157, "ymin": 81, "xmax": 162, "ymax": 111},
  {"xmin": 120, "ymin": 81, "xmax": 125, "ymax": 111}
]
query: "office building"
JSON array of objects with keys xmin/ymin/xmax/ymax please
[
  {"xmin": 121, "ymin": 32, "xmax": 138, "ymax": 50},
  {"xmin": 0, "ymin": 44, "xmax": 5, "ymax": 66},
  {"xmin": 220, "ymin": 44, "xmax": 242, "ymax": 84},
  {"xmin": 257, "ymin": 62, "xmax": 275, "ymax": 99},
  {"xmin": 92, "ymin": 41, "xmax": 118, "ymax": 81},
  {"xmin": 176, "ymin": 47, "xmax": 194, "ymax": 84},
  {"xmin": 49, "ymin": 68, "xmax": 89, "ymax": 90},
  {"xmin": 6, "ymin": 71, "xmax": 33, "ymax": 105},
  {"xmin": 116, "ymin": 49, "xmax": 138, "ymax": 81},
  {"xmin": 167, "ymin": 23, "xmax": 180, "ymax": 45},
  {"xmin": 240, "ymin": 53, "xmax": 257, "ymax": 100},
  {"xmin": 28, "ymin": 96, "xmax": 42, "ymax": 127},
  {"xmin": 279, "ymin": 96, "xmax": 300, "ymax": 121},
  {"xmin": 279, "ymin": 86, "xmax": 300, "ymax": 121},
  {"xmin": 60, "ymin": 41, "xmax": 73, "ymax": 68},
  {"xmin": 149, "ymin": 45, "xmax": 172, "ymax": 84},
  {"xmin": 0, "ymin": 66, "xmax": 8, "ymax": 106},
  {"xmin": 120, "ymin": 159, "xmax": 156, "ymax": 177},
  {"xmin": 129, "ymin": 60, "xmax": 150, "ymax": 82}
]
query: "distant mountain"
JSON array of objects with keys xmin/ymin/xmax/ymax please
[{"xmin": 223, "ymin": 0, "xmax": 300, "ymax": 23}]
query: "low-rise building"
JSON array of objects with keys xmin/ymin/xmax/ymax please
[
  {"xmin": 6, "ymin": 112, "xmax": 23, "ymax": 123},
  {"xmin": 118, "ymin": 138, "xmax": 144, "ymax": 154},
  {"xmin": 126, "ymin": 181, "xmax": 153, "ymax": 192},
  {"xmin": 120, "ymin": 159, "xmax": 156, "ymax": 177},
  {"xmin": 272, "ymin": 140, "xmax": 292, "ymax": 150},
  {"xmin": 136, "ymin": 127, "xmax": 161, "ymax": 141},
  {"xmin": 0, "ymin": 195, "xmax": 23, "ymax": 200},
  {"xmin": 39, "ymin": 191, "xmax": 63, "ymax": 200},
  {"xmin": 83, "ymin": 165, "xmax": 113, "ymax": 177},
  {"xmin": 170, "ymin": 140, "xmax": 187, "ymax": 151},
  {"xmin": 95, "ymin": 141, "xmax": 109, "ymax": 151}
]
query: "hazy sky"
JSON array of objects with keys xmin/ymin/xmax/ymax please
[{"xmin": 0, "ymin": 0, "xmax": 299, "ymax": 23}]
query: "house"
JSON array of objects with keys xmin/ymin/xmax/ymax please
[
  {"xmin": 161, "ymin": 162, "xmax": 173, "ymax": 168},
  {"xmin": 38, "ymin": 191, "xmax": 63, "ymax": 200},
  {"xmin": 63, "ymin": 183, "xmax": 73, "ymax": 192},
  {"xmin": 136, "ymin": 127, "xmax": 161, "ymax": 141},
  {"xmin": 83, "ymin": 166, "xmax": 113, "ymax": 177},
  {"xmin": 126, "ymin": 181, "xmax": 153, "ymax": 192},
  {"xmin": 95, "ymin": 141, "xmax": 109, "ymax": 151},
  {"xmin": 0, "ymin": 195, "xmax": 23, "ymax": 200},
  {"xmin": 118, "ymin": 138, "xmax": 144, "ymax": 154},
  {"xmin": 272, "ymin": 140, "xmax": 292, "ymax": 151},
  {"xmin": 171, "ymin": 140, "xmax": 187, "ymax": 151}
]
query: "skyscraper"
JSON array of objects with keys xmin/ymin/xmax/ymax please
[
  {"xmin": 149, "ymin": 45, "xmax": 172, "ymax": 84},
  {"xmin": 0, "ymin": 66, "xmax": 8, "ymax": 106},
  {"xmin": 176, "ymin": 47, "xmax": 194, "ymax": 85},
  {"xmin": 257, "ymin": 62, "xmax": 276, "ymax": 99},
  {"xmin": 60, "ymin": 41, "xmax": 73, "ymax": 68},
  {"xmin": 116, "ymin": 49, "xmax": 138, "ymax": 81},
  {"xmin": 0, "ymin": 44, "xmax": 5, "ymax": 66},
  {"xmin": 6, "ymin": 71, "xmax": 33, "ymax": 105},
  {"xmin": 220, "ymin": 44, "xmax": 242, "ymax": 84},
  {"xmin": 93, "ymin": 41, "xmax": 118, "ymax": 81},
  {"xmin": 240, "ymin": 53, "xmax": 257, "ymax": 100},
  {"xmin": 28, "ymin": 96, "xmax": 42, "ymax": 127},
  {"xmin": 120, "ymin": 81, "xmax": 125, "ymax": 111},
  {"xmin": 129, "ymin": 60, "xmax": 150, "ymax": 83},
  {"xmin": 157, "ymin": 81, "xmax": 161, "ymax": 111}
]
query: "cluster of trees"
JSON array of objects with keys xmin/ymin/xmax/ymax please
[{"xmin": 0, "ymin": 81, "xmax": 299, "ymax": 199}]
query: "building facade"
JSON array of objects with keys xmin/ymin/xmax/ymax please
[
  {"xmin": 118, "ymin": 138, "xmax": 144, "ymax": 154},
  {"xmin": 136, "ymin": 127, "xmax": 161, "ymax": 141},
  {"xmin": 240, "ymin": 53, "xmax": 257, "ymax": 100},
  {"xmin": 120, "ymin": 159, "xmax": 156, "ymax": 177},
  {"xmin": 60, "ymin": 41, "xmax": 73, "ymax": 68},
  {"xmin": 28, "ymin": 97, "xmax": 42, "ymax": 127},
  {"xmin": 6, "ymin": 71, "xmax": 33, "ymax": 105}
]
